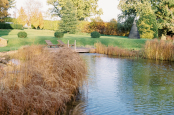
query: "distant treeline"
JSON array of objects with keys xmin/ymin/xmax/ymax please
[{"xmin": 3, "ymin": 17, "xmax": 127, "ymax": 36}]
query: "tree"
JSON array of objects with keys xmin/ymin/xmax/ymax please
[
  {"xmin": 30, "ymin": 11, "xmax": 44, "ymax": 29},
  {"xmin": 24, "ymin": 0, "xmax": 42, "ymax": 27},
  {"xmin": 137, "ymin": 7, "xmax": 158, "ymax": 39},
  {"xmin": 105, "ymin": 19, "xmax": 117, "ymax": 35},
  {"xmin": 47, "ymin": 0, "xmax": 103, "ymax": 20},
  {"xmin": 0, "ymin": 0, "xmax": 9, "ymax": 22},
  {"xmin": 31, "ymin": 9, "xmax": 39, "ymax": 29},
  {"xmin": 117, "ymin": 11, "xmax": 135, "ymax": 36},
  {"xmin": 58, "ymin": 0, "xmax": 78, "ymax": 33},
  {"xmin": 38, "ymin": 12, "xmax": 44, "ymax": 29},
  {"xmin": 155, "ymin": 1, "xmax": 174, "ymax": 37},
  {"xmin": 118, "ymin": 0, "xmax": 174, "ymax": 38},
  {"xmin": 8, "ymin": 0, "xmax": 15, "ymax": 8},
  {"xmin": 17, "ymin": 7, "xmax": 27, "ymax": 27}
]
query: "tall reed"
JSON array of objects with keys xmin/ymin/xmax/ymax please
[
  {"xmin": 142, "ymin": 39, "xmax": 174, "ymax": 61},
  {"xmin": 95, "ymin": 42, "xmax": 136, "ymax": 57},
  {"xmin": 0, "ymin": 46, "xmax": 87, "ymax": 114}
]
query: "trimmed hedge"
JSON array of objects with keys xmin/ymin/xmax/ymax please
[
  {"xmin": 54, "ymin": 31, "xmax": 64, "ymax": 38},
  {"xmin": 91, "ymin": 31, "xmax": 101, "ymax": 38},
  {"xmin": 17, "ymin": 31, "xmax": 27, "ymax": 38},
  {"xmin": 0, "ymin": 23, "xmax": 23, "ymax": 29},
  {"xmin": 4, "ymin": 17, "xmax": 18, "ymax": 24}
]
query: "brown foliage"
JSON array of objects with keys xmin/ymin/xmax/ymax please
[
  {"xmin": 104, "ymin": 19, "xmax": 117, "ymax": 35},
  {"xmin": 86, "ymin": 19, "xmax": 128, "ymax": 36},
  {"xmin": 88, "ymin": 21, "xmax": 106, "ymax": 34},
  {"xmin": 0, "ymin": 46, "xmax": 87, "ymax": 114}
]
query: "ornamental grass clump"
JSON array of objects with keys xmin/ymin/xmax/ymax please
[
  {"xmin": 95, "ymin": 42, "xmax": 136, "ymax": 57},
  {"xmin": 0, "ymin": 46, "xmax": 87, "ymax": 114},
  {"xmin": 142, "ymin": 38, "xmax": 174, "ymax": 61},
  {"xmin": 95, "ymin": 42, "xmax": 107, "ymax": 54}
]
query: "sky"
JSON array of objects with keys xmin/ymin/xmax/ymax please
[{"xmin": 9, "ymin": 0, "xmax": 121, "ymax": 22}]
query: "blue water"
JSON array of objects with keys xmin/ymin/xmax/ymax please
[{"xmin": 80, "ymin": 53, "xmax": 174, "ymax": 115}]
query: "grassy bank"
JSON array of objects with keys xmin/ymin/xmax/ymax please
[
  {"xmin": 0, "ymin": 46, "xmax": 87, "ymax": 114},
  {"xmin": 0, "ymin": 29, "xmax": 147, "ymax": 52}
]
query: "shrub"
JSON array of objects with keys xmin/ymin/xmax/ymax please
[
  {"xmin": 0, "ymin": 23, "xmax": 22, "ymax": 29},
  {"xmin": 91, "ymin": 31, "xmax": 101, "ymax": 38},
  {"xmin": 17, "ymin": 31, "xmax": 27, "ymax": 38},
  {"xmin": 88, "ymin": 21, "xmax": 106, "ymax": 34},
  {"xmin": 54, "ymin": 31, "xmax": 64, "ymax": 38}
]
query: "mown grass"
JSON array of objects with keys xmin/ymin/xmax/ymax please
[
  {"xmin": 0, "ymin": 29, "xmax": 147, "ymax": 52},
  {"xmin": 0, "ymin": 45, "xmax": 87, "ymax": 114}
]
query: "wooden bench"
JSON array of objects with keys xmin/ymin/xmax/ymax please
[
  {"xmin": 45, "ymin": 40, "xmax": 59, "ymax": 48},
  {"xmin": 57, "ymin": 40, "xmax": 74, "ymax": 47}
]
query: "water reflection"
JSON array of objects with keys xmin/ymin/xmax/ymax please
[{"xmin": 79, "ymin": 53, "xmax": 174, "ymax": 115}]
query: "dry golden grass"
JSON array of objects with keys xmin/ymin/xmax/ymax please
[
  {"xmin": 142, "ymin": 39, "xmax": 174, "ymax": 61},
  {"xmin": 95, "ymin": 42, "xmax": 136, "ymax": 57},
  {"xmin": 0, "ymin": 46, "xmax": 87, "ymax": 115},
  {"xmin": 10, "ymin": 45, "xmax": 44, "ymax": 61}
]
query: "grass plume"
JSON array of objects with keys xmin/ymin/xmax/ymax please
[
  {"xmin": 142, "ymin": 38, "xmax": 174, "ymax": 61},
  {"xmin": 94, "ymin": 42, "xmax": 137, "ymax": 57},
  {"xmin": 0, "ymin": 46, "xmax": 87, "ymax": 114}
]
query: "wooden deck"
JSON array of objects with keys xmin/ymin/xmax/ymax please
[{"xmin": 45, "ymin": 47, "xmax": 95, "ymax": 53}]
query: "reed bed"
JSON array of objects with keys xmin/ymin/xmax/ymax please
[
  {"xmin": 142, "ymin": 39, "xmax": 174, "ymax": 61},
  {"xmin": 94, "ymin": 42, "xmax": 137, "ymax": 57},
  {"xmin": 0, "ymin": 46, "xmax": 87, "ymax": 115}
]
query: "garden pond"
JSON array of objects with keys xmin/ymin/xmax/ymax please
[{"xmin": 75, "ymin": 53, "xmax": 174, "ymax": 115}]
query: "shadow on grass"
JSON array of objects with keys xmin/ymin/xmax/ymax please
[{"xmin": 0, "ymin": 29, "xmax": 12, "ymax": 37}]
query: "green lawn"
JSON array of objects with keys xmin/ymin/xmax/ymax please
[{"xmin": 0, "ymin": 29, "xmax": 148, "ymax": 52}]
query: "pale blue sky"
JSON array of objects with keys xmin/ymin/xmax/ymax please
[{"xmin": 9, "ymin": 0, "xmax": 121, "ymax": 22}]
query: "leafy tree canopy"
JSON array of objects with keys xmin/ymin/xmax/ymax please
[
  {"xmin": 118, "ymin": 0, "xmax": 174, "ymax": 37},
  {"xmin": 17, "ymin": 7, "xmax": 27, "ymax": 27},
  {"xmin": 47, "ymin": 0, "xmax": 103, "ymax": 20}
]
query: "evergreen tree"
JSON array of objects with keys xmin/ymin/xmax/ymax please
[
  {"xmin": 47, "ymin": 0, "xmax": 103, "ymax": 20},
  {"xmin": 58, "ymin": 0, "xmax": 78, "ymax": 34}
]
